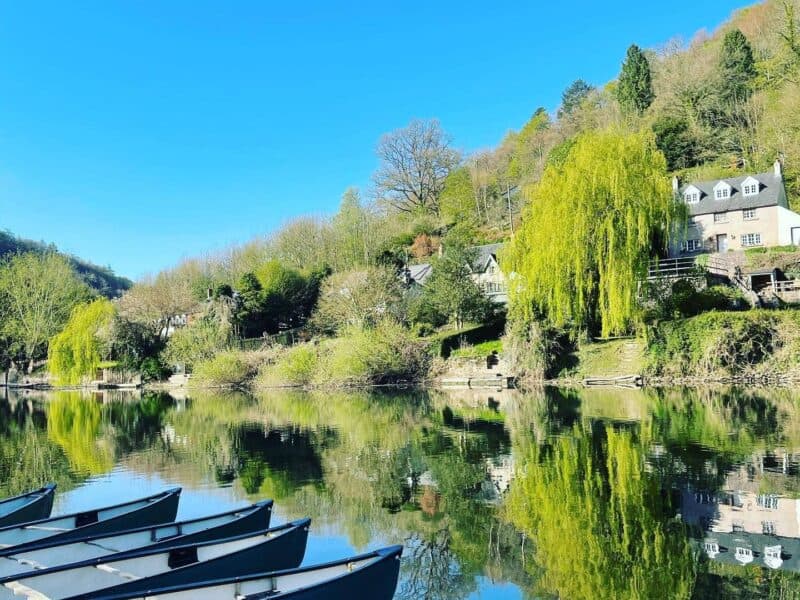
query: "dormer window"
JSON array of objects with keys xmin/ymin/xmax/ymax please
[
  {"xmin": 714, "ymin": 181, "xmax": 732, "ymax": 200},
  {"xmin": 684, "ymin": 185, "xmax": 701, "ymax": 204},
  {"xmin": 742, "ymin": 176, "xmax": 760, "ymax": 196}
]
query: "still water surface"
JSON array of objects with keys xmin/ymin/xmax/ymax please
[{"xmin": 1, "ymin": 386, "xmax": 799, "ymax": 598}]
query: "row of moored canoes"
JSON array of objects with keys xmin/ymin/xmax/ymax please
[{"xmin": 0, "ymin": 484, "xmax": 402, "ymax": 599}]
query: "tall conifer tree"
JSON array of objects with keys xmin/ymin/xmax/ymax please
[
  {"xmin": 718, "ymin": 29, "xmax": 757, "ymax": 104},
  {"xmin": 616, "ymin": 44, "xmax": 655, "ymax": 115}
]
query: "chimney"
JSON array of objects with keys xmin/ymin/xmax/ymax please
[
  {"xmin": 672, "ymin": 176, "xmax": 680, "ymax": 194},
  {"xmin": 774, "ymin": 158, "xmax": 783, "ymax": 178}
]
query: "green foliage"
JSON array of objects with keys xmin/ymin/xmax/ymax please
[
  {"xmin": 505, "ymin": 127, "xmax": 682, "ymax": 337},
  {"xmin": 48, "ymin": 299, "xmax": 116, "ymax": 385},
  {"xmin": 449, "ymin": 339, "xmax": 502, "ymax": 359},
  {"xmin": 558, "ymin": 79, "xmax": 594, "ymax": 118},
  {"xmin": 162, "ymin": 318, "xmax": 231, "ymax": 370},
  {"xmin": 258, "ymin": 344, "xmax": 319, "ymax": 387},
  {"xmin": 645, "ymin": 280, "xmax": 747, "ymax": 321},
  {"xmin": 719, "ymin": 29, "xmax": 757, "ymax": 105},
  {"xmin": 257, "ymin": 320, "xmax": 431, "ymax": 387},
  {"xmin": 0, "ymin": 230, "xmax": 131, "ymax": 298},
  {"xmin": 439, "ymin": 168, "xmax": 476, "ymax": 226},
  {"xmin": 413, "ymin": 247, "xmax": 492, "ymax": 329},
  {"xmin": 616, "ymin": 44, "xmax": 655, "ymax": 115},
  {"xmin": 646, "ymin": 310, "xmax": 800, "ymax": 377},
  {"xmin": 652, "ymin": 116, "xmax": 700, "ymax": 171},
  {"xmin": 0, "ymin": 252, "xmax": 92, "ymax": 368},
  {"xmin": 192, "ymin": 350, "xmax": 256, "ymax": 387}
]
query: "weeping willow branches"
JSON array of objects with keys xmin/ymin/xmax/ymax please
[{"xmin": 504, "ymin": 127, "xmax": 683, "ymax": 336}]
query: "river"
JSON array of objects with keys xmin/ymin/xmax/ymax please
[{"xmin": 1, "ymin": 385, "xmax": 799, "ymax": 599}]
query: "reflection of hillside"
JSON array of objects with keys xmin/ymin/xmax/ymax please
[{"xmin": 157, "ymin": 388, "xmax": 532, "ymax": 597}]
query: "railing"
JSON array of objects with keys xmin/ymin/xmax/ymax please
[
  {"xmin": 236, "ymin": 327, "xmax": 305, "ymax": 351},
  {"xmin": 647, "ymin": 257, "xmax": 701, "ymax": 279},
  {"xmin": 774, "ymin": 280, "xmax": 800, "ymax": 293},
  {"xmin": 647, "ymin": 255, "xmax": 733, "ymax": 280}
]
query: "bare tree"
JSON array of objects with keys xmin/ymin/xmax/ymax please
[
  {"xmin": 117, "ymin": 271, "xmax": 198, "ymax": 340},
  {"xmin": 373, "ymin": 119, "xmax": 461, "ymax": 216}
]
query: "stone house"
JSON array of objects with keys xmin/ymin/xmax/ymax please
[
  {"xmin": 402, "ymin": 243, "xmax": 509, "ymax": 305},
  {"xmin": 671, "ymin": 160, "xmax": 800, "ymax": 257},
  {"xmin": 469, "ymin": 244, "xmax": 508, "ymax": 305}
]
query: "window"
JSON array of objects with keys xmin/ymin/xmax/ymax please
[
  {"xmin": 757, "ymin": 494, "xmax": 779, "ymax": 509},
  {"xmin": 742, "ymin": 177, "xmax": 760, "ymax": 196},
  {"xmin": 735, "ymin": 547, "xmax": 754, "ymax": 563},
  {"xmin": 765, "ymin": 546, "xmax": 782, "ymax": 560},
  {"xmin": 713, "ymin": 212, "xmax": 728, "ymax": 223},
  {"xmin": 742, "ymin": 233, "xmax": 763, "ymax": 247},
  {"xmin": 704, "ymin": 541, "xmax": 719, "ymax": 555},
  {"xmin": 714, "ymin": 181, "xmax": 732, "ymax": 200},
  {"xmin": 763, "ymin": 521, "xmax": 776, "ymax": 535},
  {"xmin": 743, "ymin": 208, "xmax": 757, "ymax": 220},
  {"xmin": 684, "ymin": 239, "xmax": 702, "ymax": 252},
  {"xmin": 685, "ymin": 191, "xmax": 700, "ymax": 204}
]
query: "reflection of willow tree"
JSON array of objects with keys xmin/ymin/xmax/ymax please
[
  {"xmin": 0, "ymin": 396, "xmax": 80, "ymax": 495},
  {"xmin": 46, "ymin": 391, "xmax": 172, "ymax": 477},
  {"xmin": 506, "ymin": 423, "xmax": 695, "ymax": 600},
  {"xmin": 167, "ymin": 389, "xmax": 531, "ymax": 598}
]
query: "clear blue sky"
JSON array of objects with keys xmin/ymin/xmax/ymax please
[{"xmin": 0, "ymin": 1, "xmax": 746, "ymax": 279}]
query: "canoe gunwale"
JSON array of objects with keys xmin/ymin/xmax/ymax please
[
  {"xmin": 81, "ymin": 544, "xmax": 404, "ymax": 600},
  {"xmin": 0, "ymin": 518, "xmax": 311, "ymax": 584},
  {"xmin": 0, "ymin": 499, "xmax": 273, "ymax": 555},
  {"xmin": 0, "ymin": 484, "xmax": 56, "ymax": 509},
  {"xmin": 0, "ymin": 488, "xmax": 181, "ymax": 535}
]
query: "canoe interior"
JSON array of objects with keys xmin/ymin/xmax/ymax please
[
  {"xmin": 0, "ymin": 502, "xmax": 271, "ymax": 580},
  {"xmin": 0, "ymin": 489, "xmax": 180, "ymax": 553},
  {"xmin": 0, "ymin": 486, "xmax": 55, "ymax": 529},
  {"xmin": 1, "ymin": 520, "xmax": 309, "ymax": 600},
  {"xmin": 77, "ymin": 546, "xmax": 403, "ymax": 600}
]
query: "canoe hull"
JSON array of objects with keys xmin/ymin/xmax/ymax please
[
  {"xmin": 0, "ymin": 488, "xmax": 181, "ymax": 556},
  {"xmin": 0, "ymin": 485, "xmax": 55, "ymax": 529},
  {"xmin": 71, "ymin": 520, "xmax": 310, "ymax": 600},
  {"xmin": 78, "ymin": 545, "xmax": 402, "ymax": 600}
]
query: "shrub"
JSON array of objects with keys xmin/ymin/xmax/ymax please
[
  {"xmin": 139, "ymin": 356, "xmax": 171, "ymax": 382},
  {"xmin": 257, "ymin": 344, "xmax": 319, "ymax": 387},
  {"xmin": 192, "ymin": 351, "xmax": 255, "ymax": 387},
  {"xmin": 646, "ymin": 311, "xmax": 782, "ymax": 376}
]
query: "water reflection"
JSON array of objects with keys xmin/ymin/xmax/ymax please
[{"xmin": 3, "ymin": 385, "xmax": 800, "ymax": 598}]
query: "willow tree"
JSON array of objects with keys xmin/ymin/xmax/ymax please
[
  {"xmin": 504, "ymin": 127, "xmax": 680, "ymax": 337},
  {"xmin": 48, "ymin": 298, "xmax": 115, "ymax": 385}
]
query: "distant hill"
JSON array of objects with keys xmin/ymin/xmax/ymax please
[{"xmin": 0, "ymin": 230, "xmax": 132, "ymax": 298}]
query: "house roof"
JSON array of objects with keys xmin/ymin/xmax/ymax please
[
  {"xmin": 469, "ymin": 243, "xmax": 505, "ymax": 273},
  {"xmin": 407, "ymin": 263, "xmax": 432, "ymax": 286},
  {"xmin": 680, "ymin": 171, "xmax": 788, "ymax": 216}
]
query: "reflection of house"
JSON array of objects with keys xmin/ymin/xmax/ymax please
[
  {"xmin": 682, "ymin": 449, "xmax": 800, "ymax": 572},
  {"xmin": 671, "ymin": 161, "xmax": 800, "ymax": 257},
  {"xmin": 681, "ymin": 489, "xmax": 800, "ymax": 538}
]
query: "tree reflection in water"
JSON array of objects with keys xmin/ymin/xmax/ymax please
[{"xmin": 4, "ymin": 385, "xmax": 800, "ymax": 598}]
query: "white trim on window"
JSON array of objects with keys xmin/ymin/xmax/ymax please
[
  {"xmin": 713, "ymin": 212, "xmax": 728, "ymax": 223},
  {"xmin": 683, "ymin": 239, "xmax": 702, "ymax": 252},
  {"xmin": 741, "ymin": 233, "xmax": 763, "ymax": 247},
  {"xmin": 743, "ymin": 208, "xmax": 757, "ymax": 220},
  {"xmin": 714, "ymin": 181, "xmax": 732, "ymax": 200},
  {"xmin": 742, "ymin": 176, "xmax": 760, "ymax": 196}
]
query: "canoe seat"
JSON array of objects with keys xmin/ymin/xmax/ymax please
[
  {"xmin": 75, "ymin": 510, "xmax": 99, "ymax": 528},
  {"xmin": 167, "ymin": 546, "xmax": 198, "ymax": 569},
  {"xmin": 5, "ymin": 580, "xmax": 51, "ymax": 599},
  {"xmin": 96, "ymin": 564, "xmax": 139, "ymax": 581}
]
